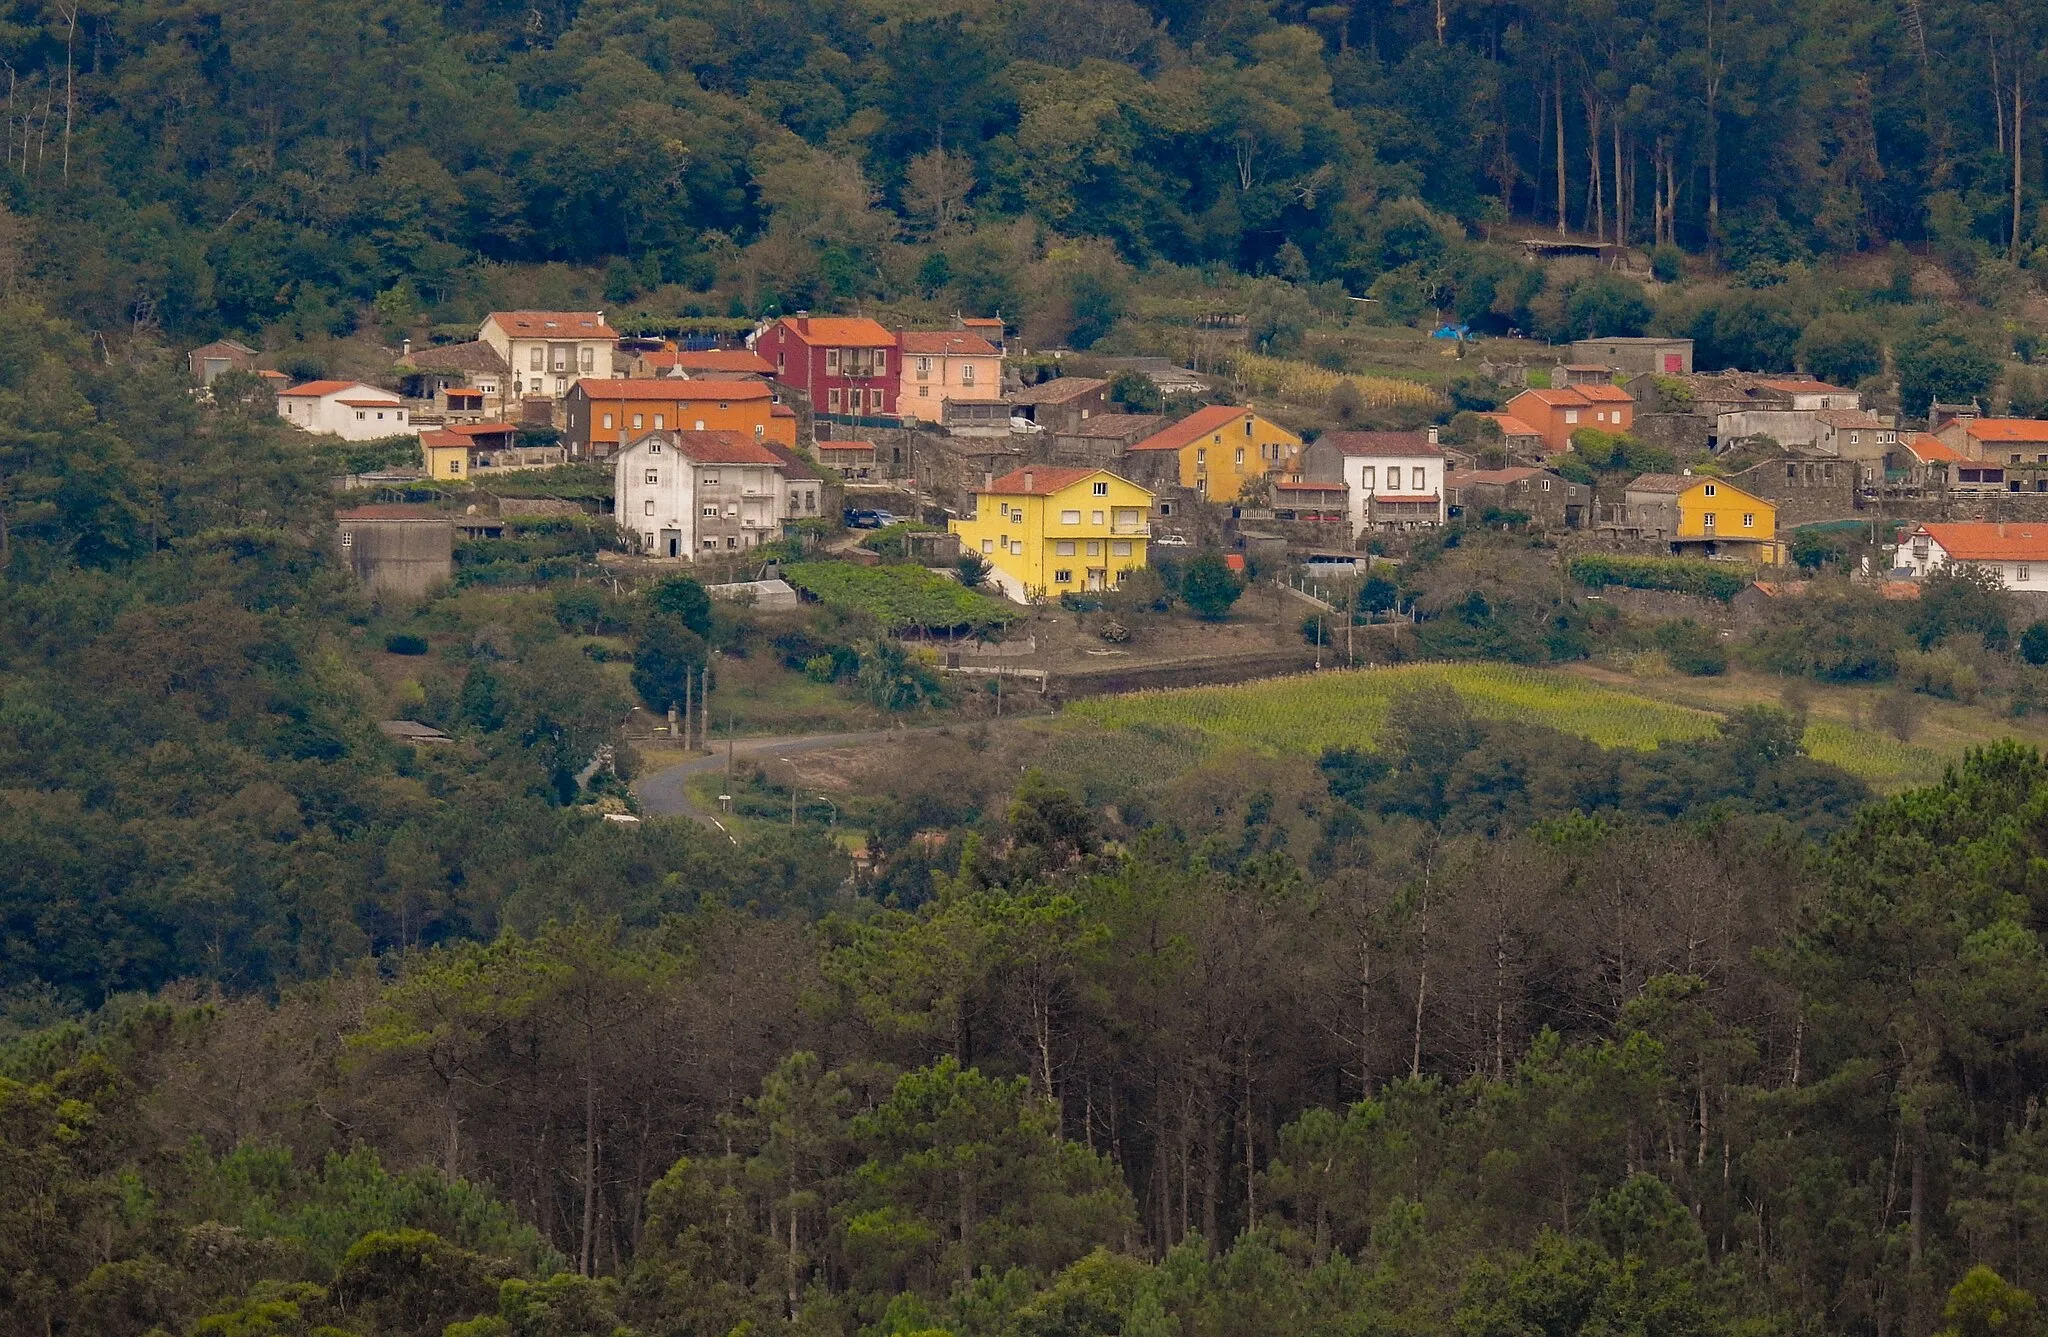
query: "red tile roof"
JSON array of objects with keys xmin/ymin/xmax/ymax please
[
  {"xmin": 486, "ymin": 311, "xmax": 618, "ymax": 339},
  {"xmin": 337, "ymin": 398, "xmax": 405, "ymax": 408},
  {"xmin": 574, "ymin": 378, "xmax": 771, "ymax": 401},
  {"xmin": 648, "ymin": 348, "xmax": 774, "ymax": 375},
  {"xmin": 419, "ymin": 431, "xmax": 468, "ymax": 448},
  {"xmin": 773, "ymin": 316, "xmax": 895, "ymax": 347},
  {"xmin": 898, "ymin": 330, "xmax": 999, "ymax": 356},
  {"xmin": 1902, "ymin": 433, "xmax": 1965, "ymax": 463},
  {"xmin": 1915, "ymin": 522, "xmax": 2048, "ymax": 561},
  {"xmin": 1129, "ymin": 404, "xmax": 1255, "ymax": 452},
  {"xmin": 1274, "ymin": 480, "xmax": 1347, "ymax": 492},
  {"xmin": 1319, "ymin": 430, "xmax": 1442, "ymax": 457},
  {"xmin": 1964, "ymin": 419, "xmax": 2048, "ymax": 444},
  {"xmin": 625, "ymin": 430, "xmax": 785, "ymax": 465},
  {"xmin": 1575, "ymin": 383, "xmax": 1635, "ymax": 403},
  {"xmin": 1481, "ymin": 413, "xmax": 1545, "ymax": 438},
  {"xmin": 444, "ymin": 422, "xmax": 515, "ymax": 438},
  {"xmin": 983, "ymin": 466, "xmax": 1114, "ymax": 495},
  {"xmin": 280, "ymin": 379, "xmax": 376, "ymax": 397}
]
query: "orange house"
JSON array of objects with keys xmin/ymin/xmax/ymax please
[
  {"xmin": 1503, "ymin": 384, "xmax": 1635, "ymax": 453},
  {"xmin": 564, "ymin": 378, "xmax": 796, "ymax": 457}
]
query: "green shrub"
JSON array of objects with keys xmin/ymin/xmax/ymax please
[
  {"xmin": 1569, "ymin": 554, "xmax": 1752, "ymax": 602},
  {"xmin": 2022, "ymin": 620, "xmax": 2048, "ymax": 666},
  {"xmin": 384, "ymin": 633, "xmax": 429, "ymax": 655},
  {"xmin": 785, "ymin": 561, "xmax": 1019, "ymax": 631},
  {"xmin": 1897, "ymin": 648, "xmax": 1979, "ymax": 702},
  {"xmin": 1653, "ymin": 619, "xmax": 1728, "ymax": 675},
  {"xmin": 1650, "ymin": 245, "xmax": 1684, "ymax": 283}
]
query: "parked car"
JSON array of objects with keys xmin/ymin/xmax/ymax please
[{"xmin": 844, "ymin": 509, "xmax": 885, "ymax": 529}]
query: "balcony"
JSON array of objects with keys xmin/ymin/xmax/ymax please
[{"xmin": 1110, "ymin": 522, "xmax": 1151, "ymax": 536}]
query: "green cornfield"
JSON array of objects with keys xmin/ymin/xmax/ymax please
[
  {"xmin": 1068, "ymin": 663, "xmax": 1721, "ymax": 755},
  {"xmin": 1067, "ymin": 663, "xmax": 1959, "ymax": 792}
]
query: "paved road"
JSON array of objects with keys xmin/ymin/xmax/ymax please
[{"xmin": 633, "ymin": 726, "xmax": 949, "ymax": 831}]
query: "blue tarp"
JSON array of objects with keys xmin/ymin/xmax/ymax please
[{"xmin": 1431, "ymin": 323, "xmax": 1471, "ymax": 340}]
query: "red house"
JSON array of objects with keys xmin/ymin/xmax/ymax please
[{"xmin": 756, "ymin": 314, "xmax": 898, "ymax": 418}]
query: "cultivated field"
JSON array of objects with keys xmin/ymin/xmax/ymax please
[{"xmin": 1066, "ymin": 662, "xmax": 2047, "ymax": 792}]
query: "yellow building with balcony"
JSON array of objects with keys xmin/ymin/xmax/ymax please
[
  {"xmin": 950, "ymin": 467, "xmax": 1152, "ymax": 602},
  {"xmin": 1127, "ymin": 404, "xmax": 1302, "ymax": 502},
  {"xmin": 1622, "ymin": 472, "xmax": 1780, "ymax": 564}
]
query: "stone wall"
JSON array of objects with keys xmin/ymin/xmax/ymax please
[
  {"xmin": 1726, "ymin": 457, "xmax": 1857, "ymax": 526},
  {"xmin": 1633, "ymin": 412, "xmax": 1710, "ymax": 455}
]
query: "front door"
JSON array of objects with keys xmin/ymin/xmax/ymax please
[
  {"xmin": 661, "ymin": 529, "xmax": 681, "ymax": 558},
  {"xmin": 1086, "ymin": 568, "xmax": 1106, "ymax": 591}
]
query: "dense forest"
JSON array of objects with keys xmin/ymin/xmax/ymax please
[{"xmin": 0, "ymin": 0, "xmax": 2041, "ymax": 342}]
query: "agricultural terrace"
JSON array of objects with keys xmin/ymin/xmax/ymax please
[
  {"xmin": 785, "ymin": 561, "xmax": 1019, "ymax": 632},
  {"xmin": 1233, "ymin": 351, "xmax": 1447, "ymax": 412},
  {"xmin": 1066, "ymin": 663, "xmax": 1956, "ymax": 791}
]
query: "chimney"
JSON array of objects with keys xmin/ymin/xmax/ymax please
[
  {"xmin": 1999, "ymin": 523, "xmax": 2007, "ymax": 537},
  {"xmin": 795, "ymin": 310, "xmax": 810, "ymax": 335},
  {"xmin": 1023, "ymin": 470, "xmax": 1035, "ymax": 492},
  {"xmin": 401, "ymin": 335, "xmax": 412, "ymax": 358},
  {"xmin": 1426, "ymin": 426, "xmax": 1440, "ymax": 446}
]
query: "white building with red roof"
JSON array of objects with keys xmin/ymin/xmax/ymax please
[
  {"xmin": 613, "ymin": 429, "xmax": 793, "ymax": 560},
  {"xmin": 1903, "ymin": 523, "xmax": 2048, "ymax": 589},
  {"xmin": 478, "ymin": 311, "xmax": 621, "ymax": 403},
  {"xmin": 276, "ymin": 380, "xmax": 409, "ymax": 439},
  {"xmin": 1301, "ymin": 429, "xmax": 1447, "ymax": 534}
]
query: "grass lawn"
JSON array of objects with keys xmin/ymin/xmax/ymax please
[{"xmin": 1065, "ymin": 661, "xmax": 2048, "ymax": 793}]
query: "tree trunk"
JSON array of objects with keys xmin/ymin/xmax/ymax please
[
  {"xmin": 580, "ymin": 1021, "xmax": 597, "ymax": 1276},
  {"xmin": 2013, "ymin": 65, "xmax": 2025, "ymax": 263},
  {"xmin": 1555, "ymin": 60, "xmax": 1567, "ymax": 236},
  {"xmin": 1613, "ymin": 116, "xmax": 1625, "ymax": 246},
  {"xmin": 1583, "ymin": 90, "xmax": 1605, "ymax": 242}
]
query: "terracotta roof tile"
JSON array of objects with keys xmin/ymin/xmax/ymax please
[
  {"xmin": 1129, "ymin": 404, "xmax": 1258, "ymax": 452},
  {"xmin": 624, "ymin": 429, "xmax": 785, "ymax": 465},
  {"xmin": 774, "ymin": 316, "xmax": 895, "ymax": 347},
  {"xmin": 1902, "ymin": 433, "xmax": 1965, "ymax": 463},
  {"xmin": 280, "ymin": 379, "xmax": 374, "ymax": 397},
  {"xmin": 1319, "ymin": 430, "xmax": 1442, "ymax": 458},
  {"xmin": 898, "ymin": 330, "xmax": 999, "ymax": 356},
  {"xmin": 1964, "ymin": 419, "xmax": 2048, "ymax": 443},
  {"xmin": 983, "ymin": 466, "xmax": 1116, "ymax": 496},
  {"xmin": 649, "ymin": 348, "xmax": 774, "ymax": 375},
  {"xmin": 486, "ymin": 311, "xmax": 618, "ymax": 339},
  {"xmin": 1915, "ymin": 522, "xmax": 2048, "ymax": 561},
  {"xmin": 574, "ymin": 378, "xmax": 771, "ymax": 401}
]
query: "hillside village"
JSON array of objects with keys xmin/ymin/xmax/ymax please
[{"xmin": 210, "ymin": 297, "xmax": 2048, "ymax": 624}]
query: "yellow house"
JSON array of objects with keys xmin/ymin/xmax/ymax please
[
  {"xmin": 1624, "ymin": 472, "xmax": 1780, "ymax": 563},
  {"xmin": 950, "ymin": 466, "xmax": 1152, "ymax": 602},
  {"xmin": 421, "ymin": 430, "xmax": 473, "ymax": 481},
  {"xmin": 1127, "ymin": 404, "xmax": 1302, "ymax": 502}
]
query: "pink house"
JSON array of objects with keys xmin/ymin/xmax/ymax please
[{"xmin": 897, "ymin": 330, "xmax": 1002, "ymax": 420}]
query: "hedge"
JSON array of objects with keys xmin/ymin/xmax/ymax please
[{"xmin": 1568, "ymin": 553, "xmax": 1752, "ymax": 602}]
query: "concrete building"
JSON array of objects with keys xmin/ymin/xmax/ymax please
[
  {"xmin": 1009, "ymin": 377, "xmax": 1111, "ymax": 433},
  {"xmin": 478, "ymin": 311, "xmax": 621, "ymax": 406},
  {"xmin": 1444, "ymin": 467, "xmax": 1588, "ymax": 530},
  {"xmin": 756, "ymin": 314, "xmax": 898, "ymax": 417},
  {"xmin": 613, "ymin": 429, "xmax": 788, "ymax": 560},
  {"xmin": 188, "ymin": 339, "xmax": 257, "ymax": 385},
  {"xmin": 949, "ymin": 466, "xmax": 1151, "ymax": 601},
  {"xmin": 897, "ymin": 329, "xmax": 1003, "ymax": 420},
  {"xmin": 1569, "ymin": 336, "xmax": 1693, "ymax": 376},
  {"xmin": 336, "ymin": 505, "xmax": 453, "ymax": 599},
  {"xmin": 277, "ymin": 381, "xmax": 409, "ymax": 439},
  {"xmin": 1302, "ymin": 430, "xmax": 1446, "ymax": 534}
]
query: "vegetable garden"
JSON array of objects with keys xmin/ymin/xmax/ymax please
[{"xmin": 785, "ymin": 561, "xmax": 1019, "ymax": 632}]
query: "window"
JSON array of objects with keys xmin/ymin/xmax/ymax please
[
  {"xmin": 1542, "ymin": 479, "xmax": 1552, "ymax": 491},
  {"xmin": 982, "ymin": 539, "xmax": 994, "ymax": 554},
  {"xmin": 1565, "ymin": 409, "xmax": 1579, "ymax": 424},
  {"xmin": 645, "ymin": 470, "xmax": 659, "ymax": 485},
  {"xmin": 961, "ymin": 364, "xmax": 975, "ymax": 385},
  {"xmin": 919, "ymin": 386, "xmax": 929, "ymax": 397},
  {"xmin": 703, "ymin": 538, "xmax": 716, "ymax": 549},
  {"xmin": 1197, "ymin": 449, "xmax": 1207, "ymax": 468},
  {"xmin": 1086, "ymin": 541, "xmax": 1100, "ymax": 556},
  {"xmin": 1703, "ymin": 483, "xmax": 1717, "ymax": 496},
  {"xmin": 2022, "ymin": 565, "xmax": 2033, "ymax": 582},
  {"xmin": 1742, "ymin": 512, "xmax": 1755, "ymax": 528},
  {"xmin": 1061, "ymin": 510, "xmax": 1081, "ymax": 524},
  {"xmin": 551, "ymin": 347, "xmax": 567, "ymax": 372},
  {"xmin": 874, "ymin": 352, "xmax": 886, "ymax": 375},
  {"xmin": 727, "ymin": 537, "xmax": 738, "ymax": 548},
  {"xmin": 580, "ymin": 348, "xmax": 594, "ymax": 372},
  {"xmin": 1235, "ymin": 448, "xmax": 1245, "ymax": 466},
  {"xmin": 340, "ymin": 532, "xmax": 352, "ymax": 548},
  {"xmin": 703, "ymin": 506, "xmax": 718, "ymax": 516},
  {"xmin": 1054, "ymin": 569, "xmax": 1073, "ymax": 583},
  {"xmin": 1091, "ymin": 511, "xmax": 1104, "ymax": 524},
  {"xmin": 649, "ymin": 441, "xmax": 660, "ymax": 453},
  {"xmin": 825, "ymin": 349, "xmax": 840, "ymax": 373},
  {"xmin": 1056, "ymin": 541, "xmax": 1077, "ymax": 556},
  {"xmin": 1010, "ymin": 540, "xmax": 1022, "ymax": 555},
  {"xmin": 703, "ymin": 475, "xmax": 718, "ymax": 487},
  {"xmin": 2016, "ymin": 455, "xmax": 2026, "ymax": 465},
  {"xmin": 1011, "ymin": 512, "xmax": 1022, "ymax": 526},
  {"xmin": 849, "ymin": 390, "xmax": 864, "ymax": 413},
  {"xmin": 828, "ymin": 390, "xmax": 842, "ymax": 412},
  {"xmin": 1111, "ymin": 541, "xmax": 1132, "ymax": 557},
  {"xmin": 654, "ymin": 415, "xmax": 664, "ymax": 429},
  {"xmin": 644, "ymin": 500, "xmax": 655, "ymax": 515},
  {"xmin": 632, "ymin": 414, "xmax": 644, "ymax": 429},
  {"xmin": 916, "ymin": 357, "xmax": 931, "ymax": 380},
  {"xmin": 1092, "ymin": 481, "xmax": 1108, "ymax": 495},
  {"xmin": 806, "ymin": 491, "xmax": 816, "ymax": 511},
  {"xmin": 602, "ymin": 413, "xmax": 615, "ymax": 429},
  {"xmin": 355, "ymin": 411, "xmax": 365, "ymax": 420},
  {"xmin": 530, "ymin": 347, "xmax": 544, "ymax": 370},
  {"xmin": 1412, "ymin": 467, "xmax": 1426, "ymax": 490},
  {"xmin": 1360, "ymin": 467, "xmax": 1376, "ymax": 490},
  {"xmin": 999, "ymin": 502, "xmax": 1009, "ymax": 516},
  {"xmin": 1703, "ymin": 512, "xmax": 1717, "ymax": 530}
]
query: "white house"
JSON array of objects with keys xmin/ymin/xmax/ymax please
[
  {"xmin": 478, "ymin": 311, "xmax": 621, "ymax": 404},
  {"xmin": 614, "ymin": 430, "xmax": 788, "ymax": 560},
  {"xmin": 1902, "ymin": 522, "xmax": 2048, "ymax": 590},
  {"xmin": 276, "ymin": 380, "xmax": 409, "ymax": 439},
  {"xmin": 1302, "ymin": 429, "xmax": 1447, "ymax": 535}
]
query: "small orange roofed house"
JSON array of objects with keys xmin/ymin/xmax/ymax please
[
  {"xmin": 563, "ymin": 378, "xmax": 794, "ymax": 458},
  {"xmin": 1901, "ymin": 522, "xmax": 2048, "ymax": 590},
  {"xmin": 1477, "ymin": 412, "xmax": 1548, "ymax": 457},
  {"xmin": 1126, "ymin": 404, "xmax": 1302, "ymax": 502},
  {"xmin": 755, "ymin": 314, "xmax": 899, "ymax": 417},
  {"xmin": 1934, "ymin": 419, "xmax": 2048, "ymax": 494},
  {"xmin": 1503, "ymin": 382, "xmax": 1635, "ymax": 453},
  {"xmin": 275, "ymin": 380, "xmax": 408, "ymax": 440},
  {"xmin": 897, "ymin": 329, "xmax": 1003, "ymax": 419}
]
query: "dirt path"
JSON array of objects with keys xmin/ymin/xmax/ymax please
[{"xmin": 633, "ymin": 724, "xmax": 959, "ymax": 831}]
